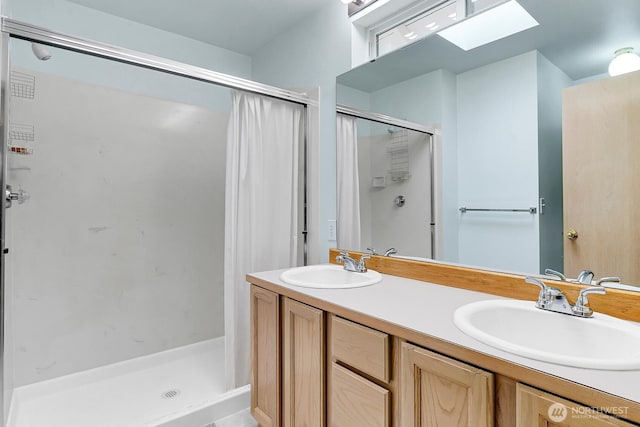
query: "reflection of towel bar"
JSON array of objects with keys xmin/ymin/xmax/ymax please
[{"xmin": 459, "ymin": 207, "xmax": 537, "ymax": 214}]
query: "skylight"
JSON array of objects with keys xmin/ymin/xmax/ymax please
[{"xmin": 437, "ymin": 0, "xmax": 539, "ymax": 51}]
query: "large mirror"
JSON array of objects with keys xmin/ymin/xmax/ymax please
[{"xmin": 336, "ymin": 0, "xmax": 640, "ymax": 288}]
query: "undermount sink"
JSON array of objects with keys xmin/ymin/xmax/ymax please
[
  {"xmin": 454, "ymin": 299, "xmax": 640, "ymax": 370},
  {"xmin": 279, "ymin": 264, "xmax": 382, "ymax": 289}
]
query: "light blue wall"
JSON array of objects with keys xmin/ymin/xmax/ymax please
[
  {"xmin": 369, "ymin": 70, "xmax": 443, "ymax": 126},
  {"xmin": 537, "ymin": 52, "xmax": 571, "ymax": 274},
  {"xmin": 337, "ymin": 83, "xmax": 371, "ymax": 110},
  {"xmin": 252, "ymin": 2, "xmax": 352, "ymax": 262},
  {"xmin": 438, "ymin": 69, "xmax": 459, "ymax": 262},
  {"xmin": 456, "ymin": 51, "xmax": 540, "ymax": 273}
]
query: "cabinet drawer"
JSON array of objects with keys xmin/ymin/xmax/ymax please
[
  {"xmin": 330, "ymin": 315, "xmax": 390, "ymax": 383},
  {"xmin": 330, "ymin": 362, "xmax": 390, "ymax": 427}
]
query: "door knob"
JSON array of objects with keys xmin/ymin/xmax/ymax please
[{"xmin": 566, "ymin": 229, "xmax": 579, "ymax": 240}]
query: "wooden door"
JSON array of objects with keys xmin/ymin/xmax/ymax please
[
  {"xmin": 516, "ymin": 383, "xmax": 636, "ymax": 426},
  {"xmin": 562, "ymin": 70, "xmax": 640, "ymax": 283},
  {"xmin": 282, "ymin": 297, "xmax": 325, "ymax": 427},
  {"xmin": 250, "ymin": 285, "xmax": 280, "ymax": 427},
  {"xmin": 398, "ymin": 342, "xmax": 494, "ymax": 427}
]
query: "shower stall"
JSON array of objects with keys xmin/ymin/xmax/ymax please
[{"xmin": 0, "ymin": 21, "xmax": 309, "ymax": 427}]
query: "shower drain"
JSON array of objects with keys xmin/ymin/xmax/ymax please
[{"xmin": 161, "ymin": 389, "xmax": 181, "ymax": 399}]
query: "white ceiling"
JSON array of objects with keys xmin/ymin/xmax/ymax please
[{"xmin": 66, "ymin": 0, "xmax": 332, "ymax": 55}]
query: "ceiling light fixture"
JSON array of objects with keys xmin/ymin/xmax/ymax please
[
  {"xmin": 437, "ymin": 0, "xmax": 538, "ymax": 51},
  {"xmin": 398, "ymin": 24, "xmax": 418, "ymax": 40},
  {"xmin": 349, "ymin": 0, "xmax": 390, "ymax": 21},
  {"xmin": 608, "ymin": 47, "xmax": 640, "ymax": 76}
]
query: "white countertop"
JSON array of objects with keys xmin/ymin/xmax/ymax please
[{"xmin": 249, "ymin": 266, "xmax": 640, "ymax": 404}]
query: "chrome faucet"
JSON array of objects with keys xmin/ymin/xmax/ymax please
[
  {"xmin": 367, "ymin": 247, "xmax": 397, "ymax": 257},
  {"xmin": 525, "ymin": 277, "xmax": 606, "ymax": 318},
  {"xmin": 383, "ymin": 247, "xmax": 397, "ymax": 256},
  {"xmin": 576, "ymin": 270, "xmax": 595, "ymax": 284},
  {"xmin": 336, "ymin": 251, "xmax": 370, "ymax": 273},
  {"xmin": 544, "ymin": 268, "xmax": 620, "ymax": 286}
]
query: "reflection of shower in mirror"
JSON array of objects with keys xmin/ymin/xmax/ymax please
[{"xmin": 388, "ymin": 128, "xmax": 410, "ymax": 181}]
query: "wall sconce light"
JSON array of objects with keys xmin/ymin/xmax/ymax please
[{"xmin": 608, "ymin": 47, "xmax": 640, "ymax": 77}]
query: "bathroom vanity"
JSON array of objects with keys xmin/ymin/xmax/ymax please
[{"xmin": 248, "ymin": 251, "xmax": 640, "ymax": 426}]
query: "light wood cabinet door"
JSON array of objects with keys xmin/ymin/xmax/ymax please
[
  {"xmin": 399, "ymin": 342, "xmax": 494, "ymax": 427},
  {"xmin": 329, "ymin": 362, "xmax": 390, "ymax": 427},
  {"xmin": 516, "ymin": 383, "xmax": 637, "ymax": 427},
  {"xmin": 250, "ymin": 286, "xmax": 280, "ymax": 427},
  {"xmin": 282, "ymin": 297, "xmax": 325, "ymax": 427}
]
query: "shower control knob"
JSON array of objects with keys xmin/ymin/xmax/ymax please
[
  {"xmin": 394, "ymin": 195, "xmax": 406, "ymax": 207},
  {"xmin": 5, "ymin": 185, "xmax": 30, "ymax": 208}
]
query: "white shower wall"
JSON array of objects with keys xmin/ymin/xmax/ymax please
[
  {"xmin": 357, "ymin": 128, "xmax": 432, "ymax": 258},
  {"xmin": 7, "ymin": 68, "xmax": 228, "ymax": 386}
]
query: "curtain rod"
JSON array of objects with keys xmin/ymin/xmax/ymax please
[
  {"xmin": 1, "ymin": 18, "xmax": 316, "ymax": 107},
  {"xmin": 337, "ymin": 104, "xmax": 435, "ymax": 135}
]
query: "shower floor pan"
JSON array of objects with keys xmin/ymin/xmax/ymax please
[{"xmin": 8, "ymin": 337, "xmax": 251, "ymax": 427}]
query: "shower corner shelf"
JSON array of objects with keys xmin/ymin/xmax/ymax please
[
  {"xmin": 10, "ymin": 71, "xmax": 36, "ymax": 99},
  {"xmin": 9, "ymin": 123, "xmax": 35, "ymax": 142},
  {"xmin": 389, "ymin": 171, "xmax": 411, "ymax": 182}
]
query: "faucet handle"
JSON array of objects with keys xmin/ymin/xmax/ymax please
[
  {"xmin": 336, "ymin": 250, "xmax": 349, "ymax": 262},
  {"xmin": 595, "ymin": 276, "xmax": 621, "ymax": 286},
  {"xmin": 525, "ymin": 277, "xmax": 549, "ymax": 306},
  {"xmin": 544, "ymin": 268, "xmax": 567, "ymax": 281},
  {"xmin": 544, "ymin": 268, "xmax": 602, "ymax": 285},
  {"xmin": 357, "ymin": 254, "xmax": 371, "ymax": 272},
  {"xmin": 366, "ymin": 247, "xmax": 378, "ymax": 255},
  {"xmin": 573, "ymin": 286, "xmax": 606, "ymax": 317}
]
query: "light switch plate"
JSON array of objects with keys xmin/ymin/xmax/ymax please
[{"xmin": 328, "ymin": 220, "xmax": 337, "ymax": 241}]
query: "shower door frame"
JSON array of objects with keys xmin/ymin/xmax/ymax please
[
  {"xmin": 336, "ymin": 104, "xmax": 439, "ymax": 260},
  {"xmin": 0, "ymin": 18, "xmax": 313, "ymax": 424}
]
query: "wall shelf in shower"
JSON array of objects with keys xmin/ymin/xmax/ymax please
[{"xmin": 10, "ymin": 71, "xmax": 36, "ymax": 99}]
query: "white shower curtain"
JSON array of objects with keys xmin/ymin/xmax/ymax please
[
  {"xmin": 336, "ymin": 114, "xmax": 361, "ymax": 250},
  {"xmin": 225, "ymin": 90, "xmax": 303, "ymax": 389}
]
